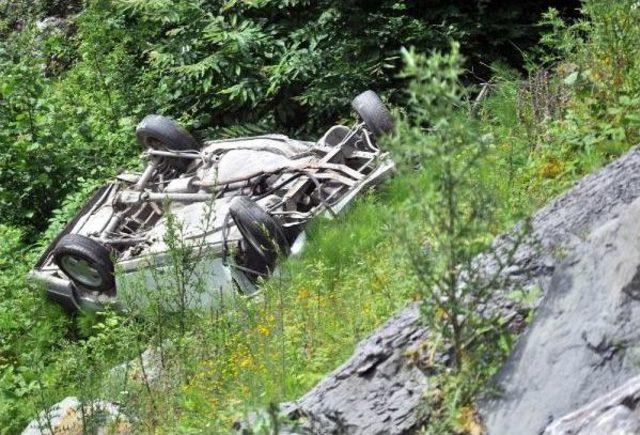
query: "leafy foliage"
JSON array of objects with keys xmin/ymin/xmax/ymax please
[
  {"xmin": 539, "ymin": 1, "xmax": 640, "ymax": 160},
  {"xmin": 392, "ymin": 43, "xmax": 499, "ymax": 365},
  {"xmin": 387, "ymin": 45, "xmax": 533, "ymax": 432},
  {"xmin": 0, "ymin": 9, "xmax": 143, "ymax": 234}
]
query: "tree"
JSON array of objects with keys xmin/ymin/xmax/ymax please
[{"xmin": 391, "ymin": 43, "xmax": 528, "ymax": 373}]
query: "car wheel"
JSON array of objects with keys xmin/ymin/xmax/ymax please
[
  {"xmin": 136, "ymin": 114, "xmax": 200, "ymax": 170},
  {"xmin": 53, "ymin": 234, "xmax": 115, "ymax": 293},
  {"xmin": 351, "ymin": 90, "xmax": 395, "ymax": 138},
  {"xmin": 229, "ymin": 197, "xmax": 290, "ymax": 278}
]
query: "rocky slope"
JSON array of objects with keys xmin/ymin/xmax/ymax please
[
  {"xmin": 481, "ymin": 194, "xmax": 640, "ymax": 434},
  {"xmin": 271, "ymin": 146, "xmax": 640, "ymax": 434}
]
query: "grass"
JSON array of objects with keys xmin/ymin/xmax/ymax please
[
  {"xmin": 111, "ymin": 182, "xmax": 421, "ymax": 430},
  {"xmin": 105, "ymin": 119, "xmax": 619, "ymax": 432}
]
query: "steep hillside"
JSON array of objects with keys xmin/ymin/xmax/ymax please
[{"xmin": 4, "ymin": 0, "xmax": 640, "ymax": 433}]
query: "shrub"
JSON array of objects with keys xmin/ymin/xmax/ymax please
[
  {"xmin": 387, "ymin": 45, "xmax": 531, "ymax": 431},
  {"xmin": 539, "ymin": 1, "xmax": 640, "ymax": 163}
]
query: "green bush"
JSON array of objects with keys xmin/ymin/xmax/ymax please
[
  {"xmin": 538, "ymin": 1, "xmax": 640, "ymax": 167},
  {"xmin": 0, "ymin": 13, "xmax": 144, "ymax": 234}
]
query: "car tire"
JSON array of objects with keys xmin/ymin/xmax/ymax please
[
  {"xmin": 53, "ymin": 234, "xmax": 115, "ymax": 293},
  {"xmin": 229, "ymin": 197, "xmax": 289, "ymax": 278},
  {"xmin": 351, "ymin": 90, "xmax": 395, "ymax": 138},
  {"xmin": 136, "ymin": 115, "xmax": 200, "ymax": 170}
]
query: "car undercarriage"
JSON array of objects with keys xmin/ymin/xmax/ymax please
[{"xmin": 30, "ymin": 90, "xmax": 395, "ymax": 313}]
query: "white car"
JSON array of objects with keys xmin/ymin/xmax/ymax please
[{"xmin": 30, "ymin": 91, "xmax": 395, "ymax": 313}]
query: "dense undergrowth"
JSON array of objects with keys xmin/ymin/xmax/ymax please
[{"xmin": 2, "ymin": 0, "xmax": 640, "ymax": 432}]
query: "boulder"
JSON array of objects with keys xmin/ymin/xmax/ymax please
[
  {"xmin": 276, "ymin": 305, "xmax": 431, "ymax": 434},
  {"xmin": 543, "ymin": 375, "xmax": 640, "ymax": 435},
  {"xmin": 25, "ymin": 346, "xmax": 170, "ymax": 434},
  {"xmin": 35, "ymin": 17, "xmax": 68, "ymax": 33},
  {"xmin": 109, "ymin": 346, "xmax": 163, "ymax": 387},
  {"xmin": 480, "ymin": 149, "xmax": 640, "ymax": 435},
  {"xmin": 22, "ymin": 396, "xmax": 128, "ymax": 435}
]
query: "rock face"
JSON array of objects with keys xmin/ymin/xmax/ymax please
[
  {"xmin": 277, "ymin": 146, "xmax": 640, "ymax": 434},
  {"xmin": 479, "ymin": 147, "xmax": 640, "ymax": 434},
  {"xmin": 480, "ymin": 196, "xmax": 640, "ymax": 433},
  {"xmin": 543, "ymin": 375, "xmax": 640, "ymax": 435}
]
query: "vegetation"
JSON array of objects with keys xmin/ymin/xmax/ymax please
[
  {"xmin": 2, "ymin": 0, "xmax": 640, "ymax": 433},
  {"xmin": 0, "ymin": 0, "xmax": 575, "ymax": 236}
]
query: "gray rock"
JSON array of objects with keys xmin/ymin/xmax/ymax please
[
  {"xmin": 278, "ymin": 305, "xmax": 431, "ymax": 434},
  {"xmin": 22, "ymin": 396, "xmax": 128, "ymax": 435},
  {"xmin": 24, "ymin": 347, "xmax": 162, "ymax": 435},
  {"xmin": 25, "ymin": 344, "xmax": 180, "ymax": 434},
  {"xmin": 543, "ymin": 375, "xmax": 640, "ymax": 435},
  {"xmin": 276, "ymin": 146, "xmax": 640, "ymax": 434},
  {"xmin": 35, "ymin": 17, "xmax": 68, "ymax": 33},
  {"xmin": 480, "ymin": 196, "xmax": 640, "ymax": 434},
  {"xmin": 109, "ymin": 346, "xmax": 163, "ymax": 387}
]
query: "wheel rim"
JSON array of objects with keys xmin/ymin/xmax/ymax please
[{"xmin": 60, "ymin": 255, "xmax": 103, "ymax": 288}]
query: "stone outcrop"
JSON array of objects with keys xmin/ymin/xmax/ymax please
[
  {"xmin": 274, "ymin": 146, "xmax": 640, "ymax": 434},
  {"xmin": 480, "ymin": 195, "xmax": 640, "ymax": 434},
  {"xmin": 277, "ymin": 305, "xmax": 430, "ymax": 434}
]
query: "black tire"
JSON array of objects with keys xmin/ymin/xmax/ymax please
[
  {"xmin": 53, "ymin": 234, "xmax": 115, "ymax": 293},
  {"xmin": 351, "ymin": 90, "xmax": 395, "ymax": 137},
  {"xmin": 229, "ymin": 197, "xmax": 289, "ymax": 278},
  {"xmin": 136, "ymin": 114, "xmax": 199, "ymax": 151},
  {"xmin": 136, "ymin": 115, "xmax": 200, "ymax": 170}
]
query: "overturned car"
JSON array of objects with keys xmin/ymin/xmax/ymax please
[{"xmin": 30, "ymin": 91, "xmax": 395, "ymax": 313}]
